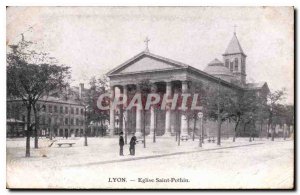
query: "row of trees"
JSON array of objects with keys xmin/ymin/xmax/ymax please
[{"xmin": 131, "ymin": 79, "xmax": 293, "ymax": 146}]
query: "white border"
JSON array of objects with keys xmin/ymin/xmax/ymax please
[{"xmin": 1, "ymin": 1, "xmax": 298, "ymax": 194}]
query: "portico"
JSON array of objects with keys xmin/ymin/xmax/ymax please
[{"xmin": 106, "ymin": 51, "xmax": 240, "ymax": 138}]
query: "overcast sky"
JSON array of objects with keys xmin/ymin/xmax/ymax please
[{"xmin": 7, "ymin": 6, "xmax": 294, "ymax": 104}]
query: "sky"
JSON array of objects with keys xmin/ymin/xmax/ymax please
[{"xmin": 6, "ymin": 6, "xmax": 294, "ymax": 104}]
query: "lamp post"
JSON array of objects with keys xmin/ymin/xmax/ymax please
[
  {"xmin": 198, "ymin": 112, "xmax": 203, "ymax": 147},
  {"xmin": 192, "ymin": 113, "xmax": 197, "ymax": 141}
]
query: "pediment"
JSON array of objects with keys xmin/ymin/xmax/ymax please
[{"xmin": 107, "ymin": 52, "xmax": 188, "ymax": 75}]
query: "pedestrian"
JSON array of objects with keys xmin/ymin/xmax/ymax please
[
  {"xmin": 119, "ymin": 132, "xmax": 124, "ymax": 156},
  {"xmin": 129, "ymin": 134, "xmax": 137, "ymax": 156}
]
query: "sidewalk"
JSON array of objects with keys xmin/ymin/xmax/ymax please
[
  {"xmin": 70, "ymin": 142, "xmax": 264, "ymax": 167},
  {"xmin": 6, "ymin": 136, "xmax": 276, "ymax": 168}
]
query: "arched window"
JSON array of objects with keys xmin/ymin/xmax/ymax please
[
  {"xmin": 241, "ymin": 58, "xmax": 245, "ymax": 72},
  {"xmin": 225, "ymin": 59, "xmax": 229, "ymax": 68},
  {"xmin": 230, "ymin": 62, "xmax": 233, "ymax": 71},
  {"xmin": 234, "ymin": 58, "xmax": 238, "ymax": 71}
]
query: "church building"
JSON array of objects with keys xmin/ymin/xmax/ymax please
[{"xmin": 106, "ymin": 32, "xmax": 270, "ymax": 138}]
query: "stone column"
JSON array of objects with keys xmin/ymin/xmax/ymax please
[
  {"xmin": 180, "ymin": 81, "xmax": 189, "ymax": 136},
  {"xmin": 123, "ymin": 85, "xmax": 128, "ymax": 144},
  {"xmin": 119, "ymin": 86, "xmax": 124, "ymax": 133},
  {"xmin": 109, "ymin": 85, "xmax": 115, "ymax": 136},
  {"xmin": 149, "ymin": 84, "xmax": 156, "ymax": 137},
  {"xmin": 122, "ymin": 85, "xmax": 128, "ymax": 132},
  {"xmin": 135, "ymin": 85, "xmax": 142, "ymax": 137},
  {"xmin": 164, "ymin": 81, "xmax": 172, "ymax": 136},
  {"xmin": 170, "ymin": 112, "xmax": 175, "ymax": 135}
]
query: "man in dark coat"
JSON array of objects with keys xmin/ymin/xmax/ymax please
[
  {"xmin": 129, "ymin": 134, "xmax": 137, "ymax": 156},
  {"xmin": 119, "ymin": 132, "xmax": 124, "ymax": 156}
]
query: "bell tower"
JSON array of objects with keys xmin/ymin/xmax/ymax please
[{"xmin": 223, "ymin": 31, "xmax": 247, "ymax": 86}]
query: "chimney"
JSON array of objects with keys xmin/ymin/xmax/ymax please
[{"xmin": 79, "ymin": 83, "xmax": 84, "ymax": 99}]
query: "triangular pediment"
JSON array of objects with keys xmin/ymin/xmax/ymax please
[{"xmin": 107, "ymin": 52, "xmax": 188, "ymax": 75}]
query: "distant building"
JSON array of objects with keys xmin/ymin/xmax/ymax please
[
  {"xmin": 7, "ymin": 82, "xmax": 109, "ymax": 138},
  {"xmin": 7, "ymin": 96, "xmax": 86, "ymax": 138}
]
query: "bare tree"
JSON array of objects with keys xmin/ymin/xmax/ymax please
[
  {"xmin": 265, "ymin": 89, "xmax": 286, "ymax": 141},
  {"xmin": 7, "ymin": 39, "xmax": 70, "ymax": 157}
]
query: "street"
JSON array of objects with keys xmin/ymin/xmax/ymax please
[{"xmin": 6, "ymin": 137, "xmax": 294, "ymax": 189}]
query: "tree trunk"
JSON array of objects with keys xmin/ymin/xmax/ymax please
[
  {"xmin": 199, "ymin": 117, "xmax": 202, "ymax": 147},
  {"xmin": 177, "ymin": 111, "xmax": 180, "ymax": 146},
  {"xmin": 84, "ymin": 128, "xmax": 88, "ymax": 146},
  {"xmin": 217, "ymin": 116, "xmax": 221, "ymax": 145},
  {"xmin": 178, "ymin": 128, "xmax": 181, "ymax": 146},
  {"xmin": 267, "ymin": 113, "xmax": 273, "ymax": 139},
  {"xmin": 233, "ymin": 131, "xmax": 236, "ymax": 142},
  {"xmin": 267, "ymin": 123, "xmax": 270, "ymax": 139},
  {"xmin": 25, "ymin": 104, "xmax": 32, "ymax": 157},
  {"xmin": 49, "ymin": 119, "xmax": 53, "ymax": 140},
  {"xmin": 233, "ymin": 118, "xmax": 240, "ymax": 142},
  {"xmin": 33, "ymin": 105, "xmax": 39, "ymax": 149},
  {"xmin": 153, "ymin": 109, "xmax": 156, "ymax": 143},
  {"xmin": 84, "ymin": 107, "xmax": 88, "ymax": 146},
  {"xmin": 100, "ymin": 119, "xmax": 104, "ymax": 137},
  {"xmin": 271, "ymin": 124, "xmax": 275, "ymax": 141},
  {"xmin": 143, "ymin": 111, "xmax": 146, "ymax": 148},
  {"xmin": 259, "ymin": 119, "xmax": 263, "ymax": 139}
]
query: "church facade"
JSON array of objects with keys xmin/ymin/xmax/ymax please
[{"xmin": 106, "ymin": 32, "xmax": 270, "ymax": 138}]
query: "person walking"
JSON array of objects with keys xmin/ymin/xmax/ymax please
[
  {"xmin": 129, "ymin": 134, "xmax": 137, "ymax": 156},
  {"xmin": 119, "ymin": 132, "xmax": 124, "ymax": 156}
]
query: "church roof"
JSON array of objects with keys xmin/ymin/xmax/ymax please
[
  {"xmin": 208, "ymin": 58, "xmax": 223, "ymax": 66},
  {"xmin": 223, "ymin": 33, "xmax": 246, "ymax": 56},
  {"xmin": 106, "ymin": 50, "xmax": 245, "ymax": 91},
  {"xmin": 204, "ymin": 58, "xmax": 233, "ymax": 77},
  {"xmin": 246, "ymin": 82, "xmax": 267, "ymax": 90}
]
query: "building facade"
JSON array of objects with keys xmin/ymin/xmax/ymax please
[
  {"xmin": 7, "ymin": 97, "xmax": 86, "ymax": 138},
  {"xmin": 106, "ymin": 32, "xmax": 270, "ymax": 138}
]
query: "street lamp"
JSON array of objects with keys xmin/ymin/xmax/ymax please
[{"xmin": 198, "ymin": 112, "xmax": 203, "ymax": 147}]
